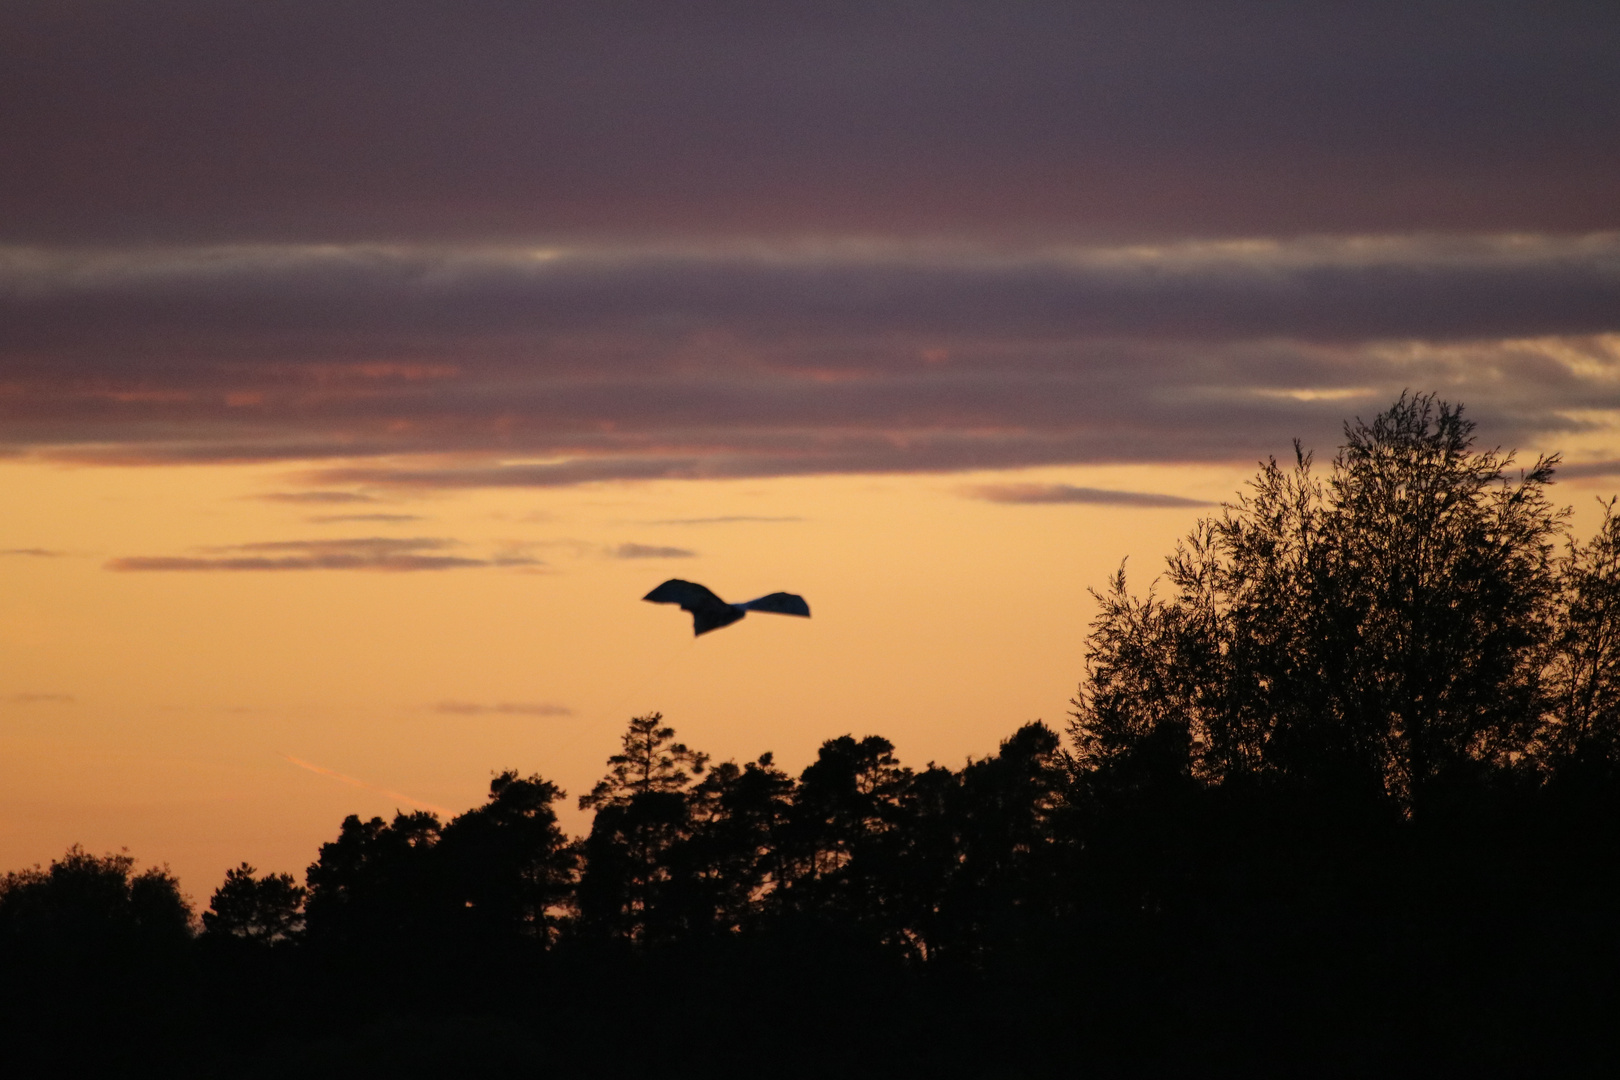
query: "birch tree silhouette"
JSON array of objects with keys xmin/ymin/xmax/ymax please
[{"xmin": 1073, "ymin": 393, "xmax": 1566, "ymax": 815}]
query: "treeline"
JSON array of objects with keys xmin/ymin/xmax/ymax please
[
  {"xmin": 5, "ymin": 393, "xmax": 1620, "ymax": 1076},
  {"xmin": 274, "ymin": 716, "xmax": 1068, "ymax": 961}
]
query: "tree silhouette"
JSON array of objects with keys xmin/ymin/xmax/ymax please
[
  {"xmin": 942, "ymin": 722, "xmax": 1071, "ymax": 954},
  {"xmin": 776, "ymin": 735, "xmax": 912, "ymax": 930},
  {"xmin": 1073, "ymin": 393, "xmax": 1566, "ymax": 816},
  {"xmin": 576, "ymin": 713, "xmax": 710, "ymax": 940},
  {"xmin": 303, "ymin": 810, "xmax": 444, "ymax": 949},
  {"xmin": 1547, "ymin": 499, "xmax": 1620, "ymax": 766},
  {"xmin": 1321, "ymin": 394, "xmax": 1561, "ymax": 810},
  {"xmin": 0, "ymin": 845, "xmax": 192, "ymax": 957},
  {"xmin": 1069, "ymin": 563, "xmax": 1201, "ymax": 790},
  {"xmin": 202, "ymin": 863, "xmax": 305, "ymax": 944},
  {"xmin": 437, "ymin": 770, "xmax": 575, "ymax": 946},
  {"xmin": 579, "ymin": 712, "xmax": 709, "ymax": 810},
  {"xmin": 676, "ymin": 752, "xmax": 794, "ymax": 935},
  {"xmin": 0, "ymin": 847, "xmax": 195, "ymax": 1074}
]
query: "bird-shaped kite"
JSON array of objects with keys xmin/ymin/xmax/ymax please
[{"xmin": 643, "ymin": 579, "xmax": 811, "ymax": 636}]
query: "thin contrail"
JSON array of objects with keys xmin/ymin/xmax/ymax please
[{"xmin": 283, "ymin": 755, "xmax": 453, "ymax": 818}]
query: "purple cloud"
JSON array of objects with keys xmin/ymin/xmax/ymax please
[
  {"xmin": 106, "ymin": 537, "xmax": 536, "ymax": 572},
  {"xmin": 967, "ymin": 484, "xmax": 1215, "ymax": 508},
  {"xmin": 254, "ymin": 491, "xmax": 379, "ymax": 504},
  {"xmin": 613, "ymin": 544, "xmax": 697, "ymax": 560},
  {"xmin": 1558, "ymin": 460, "xmax": 1620, "ymax": 480},
  {"xmin": 0, "ymin": 237, "xmax": 1614, "ymax": 486}
]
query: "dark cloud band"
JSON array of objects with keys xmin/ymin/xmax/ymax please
[
  {"xmin": 1, "ymin": 238, "xmax": 1616, "ymax": 484},
  {"xmin": 5, "ymin": 238, "xmax": 1618, "ymax": 353}
]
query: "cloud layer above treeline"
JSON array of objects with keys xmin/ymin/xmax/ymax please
[
  {"xmin": 3, "ymin": 3, "xmax": 1617, "ymax": 483},
  {"xmin": 3, "ymin": 239, "xmax": 1617, "ymax": 480}
]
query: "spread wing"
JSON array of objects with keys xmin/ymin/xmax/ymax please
[
  {"xmin": 644, "ymin": 579, "xmax": 726, "ymax": 609},
  {"xmin": 643, "ymin": 579, "xmax": 747, "ymax": 636},
  {"xmin": 736, "ymin": 591, "xmax": 811, "ymax": 618}
]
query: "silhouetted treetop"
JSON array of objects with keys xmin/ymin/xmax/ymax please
[
  {"xmin": 1547, "ymin": 498, "xmax": 1620, "ymax": 766},
  {"xmin": 580, "ymin": 712, "xmax": 709, "ymax": 811},
  {"xmin": 0, "ymin": 845, "xmax": 192, "ymax": 956},
  {"xmin": 203, "ymin": 863, "xmax": 305, "ymax": 945},
  {"xmin": 437, "ymin": 770, "xmax": 575, "ymax": 944},
  {"xmin": 1073, "ymin": 392, "xmax": 1572, "ymax": 815},
  {"xmin": 304, "ymin": 810, "xmax": 444, "ymax": 948},
  {"xmin": 301, "ymin": 771, "xmax": 575, "ymax": 949}
]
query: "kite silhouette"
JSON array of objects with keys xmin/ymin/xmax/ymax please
[{"xmin": 644, "ymin": 579, "xmax": 811, "ymax": 636}]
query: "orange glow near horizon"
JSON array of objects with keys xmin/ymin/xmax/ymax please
[{"xmin": 3, "ymin": 454, "xmax": 1617, "ymax": 899}]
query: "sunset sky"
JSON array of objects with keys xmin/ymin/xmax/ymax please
[{"xmin": 3, "ymin": 1, "xmax": 1619, "ymax": 899}]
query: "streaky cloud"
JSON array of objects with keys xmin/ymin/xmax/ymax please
[
  {"xmin": 283, "ymin": 755, "xmax": 451, "ymax": 817},
  {"xmin": 967, "ymin": 483, "xmax": 1216, "ymax": 508},
  {"xmin": 1558, "ymin": 459, "xmax": 1620, "ymax": 480},
  {"xmin": 105, "ymin": 537, "xmax": 535, "ymax": 572},
  {"xmin": 255, "ymin": 491, "xmax": 379, "ymax": 504},
  {"xmin": 614, "ymin": 543, "xmax": 697, "ymax": 560},
  {"xmin": 5, "ymin": 693, "xmax": 74, "ymax": 704},
  {"xmin": 5, "ymin": 236, "xmax": 1620, "ymax": 352},
  {"xmin": 108, "ymin": 554, "xmax": 486, "ymax": 572}
]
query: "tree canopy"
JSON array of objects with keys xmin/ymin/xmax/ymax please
[{"xmin": 1071, "ymin": 392, "xmax": 1600, "ymax": 815}]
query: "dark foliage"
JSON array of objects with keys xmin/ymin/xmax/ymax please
[
  {"xmin": 0, "ymin": 844, "xmax": 193, "ymax": 958},
  {"xmin": 202, "ymin": 863, "xmax": 305, "ymax": 944},
  {"xmin": 301, "ymin": 769, "xmax": 575, "ymax": 956},
  {"xmin": 0, "ymin": 846, "xmax": 197, "ymax": 1072},
  {"xmin": 7, "ymin": 395, "xmax": 1620, "ymax": 1074}
]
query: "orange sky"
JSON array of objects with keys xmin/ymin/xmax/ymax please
[
  {"xmin": 6, "ymin": 441, "xmax": 1620, "ymax": 899},
  {"xmin": 5, "ymin": 3, "xmax": 1620, "ymax": 904},
  {"xmin": 0, "ymin": 459, "xmax": 1227, "ymax": 894}
]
